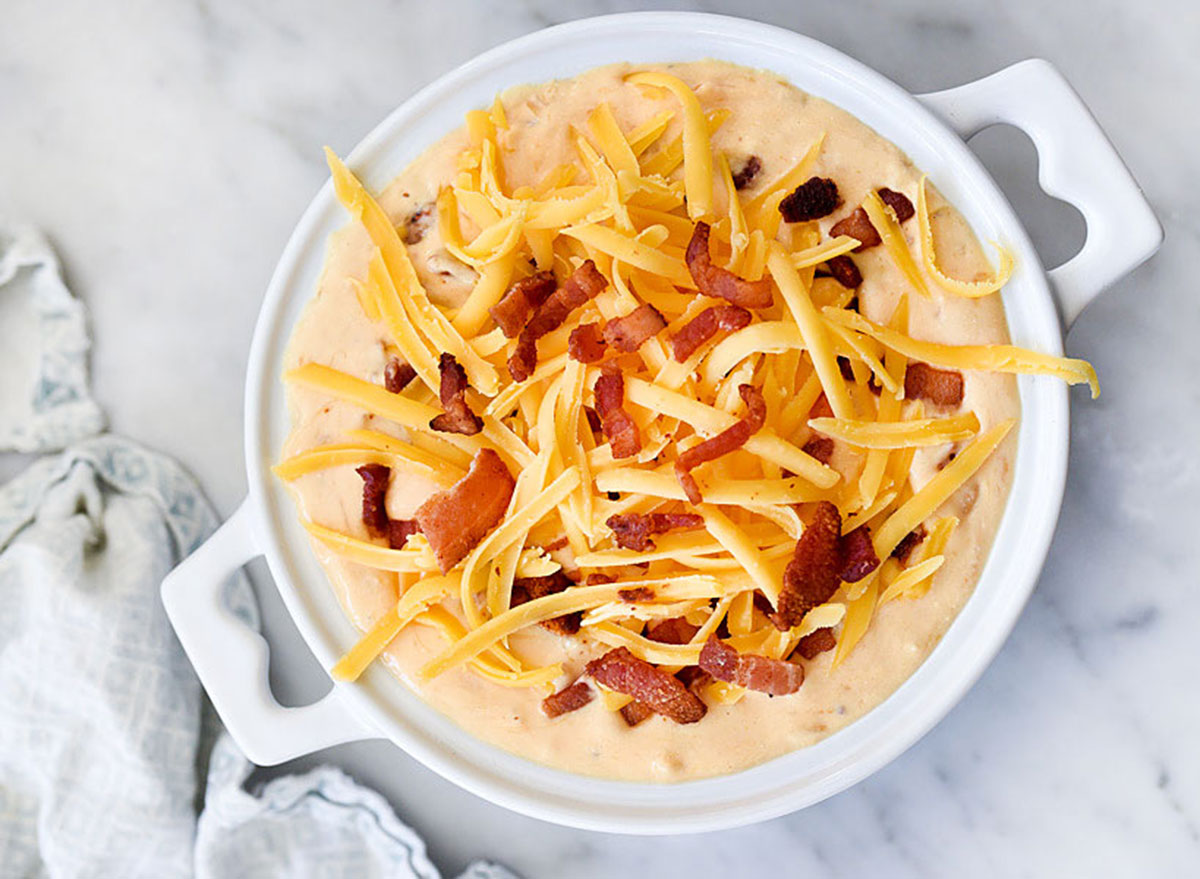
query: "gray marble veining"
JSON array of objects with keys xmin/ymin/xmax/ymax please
[{"xmin": 2, "ymin": 0, "xmax": 1196, "ymax": 875}]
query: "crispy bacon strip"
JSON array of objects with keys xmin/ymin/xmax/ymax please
[
  {"xmin": 685, "ymin": 222, "xmax": 774, "ymax": 309},
  {"xmin": 840, "ymin": 526, "xmax": 880, "ymax": 583},
  {"xmin": 699, "ymin": 636, "xmax": 805, "ymax": 696},
  {"xmin": 356, "ymin": 464, "xmax": 390, "ymax": 537},
  {"xmin": 594, "ymin": 368, "xmax": 641, "ymax": 459},
  {"xmin": 568, "ymin": 322, "xmax": 607, "ymax": 363},
  {"xmin": 779, "ymin": 176, "xmax": 840, "ymax": 223},
  {"xmin": 891, "ymin": 525, "xmax": 927, "ymax": 563},
  {"xmin": 602, "ymin": 303, "xmax": 667, "ymax": 352},
  {"xmin": 731, "ymin": 155, "xmax": 762, "ymax": 191},
  {"xmin": 669, "ymin": 305, "xmax": 752, "ymax": 362},
  {"xmin": 384, "ymin": 358, "xmax": 417, "ymax": 393},
  {"xmin": 620, "ymin": 700, "xmax": 654, "ymax": 727},
  {"xmin": 771, "ymin": 500, "xmax": 844, "ymax": 630},
  {"xmin": 388, "ymin": 519, "xmax": 419, "ymax": 550},
  {"xmin": 489, "ymin": 271, "xmax": 556, "ymax": 338},
  {"xmin": 542, "ymin": 681, "xmax": 593, "ymax": 718},
  {"xmin": 674, "ymin": 384, "xmax": 766, "ymax": 504},
  {"xmin": 794, "ymin": 627, "xmax": 837, "ymax": 661},
  {"xmin": 606, "ymin": 512, "xmax": 705, "ymax": 551},
  {"xmin": 586, "ymin": 647, "xmax": 706, "ymax": 724},
  {"xmin": 512, "ymin": 571, "xmax": 581, "ymax": 635},
  {"xmin": 830, "ymin": 207, "xmax": 882, "ymax": 250},
  {"xmin": 429, "ymin": 353, "xmax": 483, "ymax": 435},
  {"xmin": 905, "ymin": 362, "xmax": 965, "ymax": 407},
  {"xmin": 801, "ymin": 435, "xmax": 835, "ymax": 465},
  {"xmin": 414, "ymin": 449, "xmax": 515, "ymax": 573},
  {"xmin": 824, "ymin": 255, "xmax": 862, "ymax": 289},
  {"xmin": 878, "ymin": 187, "xmax": 915, "ymax": 222},
  {"xmin": 509, "ymin": 261, "xmax": 606, "ymax": 381},
  {"xmin": 646, "ymin": 616, "xmax": 700, "ymax": 645},
  {"xmin": 402, "ymin": 202, "xmax": 434, "ymax": 245}
]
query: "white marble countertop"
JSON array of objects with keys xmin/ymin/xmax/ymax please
[{"xmin": 3, "ymin": 0, "xmax": 1196, "ymax": 875}]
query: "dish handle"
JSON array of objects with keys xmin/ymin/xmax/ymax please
[
  {"xmin": 161, "ymin": 499, "xmax": 377, "ymax": 765},
  {"xmin": 917, "ymin": 59, "xmax": 1162, "ymax": 330}
]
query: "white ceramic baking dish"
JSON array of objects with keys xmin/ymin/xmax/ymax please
[{"xmin": 161, "ymin": 12, "xmax": 1160, "ymax": 834}]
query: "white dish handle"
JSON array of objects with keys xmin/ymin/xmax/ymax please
[
  {"xmin": 917, "ymin": 59, "xmax": 1162, "ymax": 329},
  {"xmin": 161, "ymin": 499, "xmax": 376, "ymax": 765}
]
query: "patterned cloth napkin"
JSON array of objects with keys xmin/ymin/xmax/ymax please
[{"xmin": 0, "ymin": 226, "xmax": 517, "ymax": 879}]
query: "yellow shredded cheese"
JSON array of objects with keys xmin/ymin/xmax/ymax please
[
  {"xmin": 808, "ymin": 412, "xmax": 980, "ymax": 448},
  {"xmin": 626, "ymin": 71, "xmax": 714, "ymax": 220},
  {"xmin": 861, "ymin": 190, "xmax": 931, "ymax": 298},
  {"xmin": 918, "ymin": 177, "xmax": 1014, "ymax": 298}
]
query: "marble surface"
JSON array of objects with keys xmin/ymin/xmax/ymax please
[{"xmin": 2, "ymin": 0, "xmax": 1196, "ymax": 875}]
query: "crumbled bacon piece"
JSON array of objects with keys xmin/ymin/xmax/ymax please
[
  {"xmin": 825, "ymin": 254, "xmax": 862, "ymax": 289},
  {"xmin": 771, "ymin": 501, "xmax": 844, "ymax": 630},
  {"xmin": 603, "ymin": 303, "xmax": 667, "ymax": 352},
  {"xmin": 606, "ymin": 512, "xmax": 704, "ymax": 552},
  {"xmin": 699, "ymin": 636, "xmax": 806, "ymax": 696},
  {"xmin": 585, "ymin": 647, "xmax": 706, "ymax": 724},
  {"xmin": 830, "ymin": 207, "xmax": 882, "ymax": 250},
  {"xmin": 802, "ymin": 435, "xmax": 835, "ymax": 465},
  {"xmin": 675, "ymin": 666, "xmax": 710, "ymax": 691},
  {"xmin": 509, "ymin": 261, "xmax": 606, "ymax": 381},
  {"xmin": 356, "ymin": 464, "xmax": 390, "ymax": 537},
  {"xmin": 618, "ymin": 586, "xmax": 655, "ymax": 603},
  {"xmin": 794, "ymin": 627, "xmax": 837, "ymax": 660},
  {"xmin": 620, "ymin": 700, "xmax": 654, "ymax": 727},
  {"xmin": 669, "ymin": 305, "xmax": 752, "ymax": 362},
  {"xmin": 685, "ymin": 222, "xmax": 774, "ymax": 309},
  {"xmin": 568, "ymin": 322, "xmax": 607, "ymax": 363},
  {"xmin": 511, "ymin": 571, "xmax": 581, "ymax": 635},
  {"xmin": 388, "ymin": 519, "xmax": 419, "ymax": 550},
  {"xmin": 646, "ymin": 616, "xmax": 700, "ymax": 645},
  {"xmin": 905, "ymin": 362, "xmax": 965, "ymax": 407},
  {"xmin": 384, "ymin": 358, "xmax": 417, "ymax": 393},
  {"xmin": 674, "ymin": 384, "xmax": 766, "ymax": 504},
  {"xmin": 489, "ymin": 271, "xmax": 556, "ymax": 338},
  {"xmin": 402, "ymin": 203, "xmax": 434, "ymax": 245},
  {"xmin": 541, "ymin": 681, "xmax": 593, "ymax": 718},
  {"xmin": 585, "ymin": 572, "xmax": 616, "ymax": 585},
  {"xmin": 594, "ymin": 368, "xmax": 641, "ymax": 459},
  {"xmin": 779, "ymin": 176, "xmax": 840, "ymax": 223},
  {"xmin": 840, "ymin": 526, "xmax": 880, "ymax": 583},
  {"xmin": 731, "ymin": 155, "xmax": 762, "ymax": 191},
  {"xmin": 429, "ymin": 353, "xmax": 483, "ymax": 435},
  {"xmin": 891, "ymin": 525, "xmax": 927, "ymax": 563},
  {"xmin": 879, "ymin": 187, "xmax": 915, "ymax": 222},
  {"xmin": 414, "ymin": 449, "xmax": 515, "ymax": 573}
]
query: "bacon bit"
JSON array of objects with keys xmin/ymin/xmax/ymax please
[
  {"xmin": 429, "ymin": 353, "xmax": 483, "ymax": 435},
  {"xmin": 356, "ymin": 464, "xmax": 390, "ymax": 537},
  {"xmin": 669, "ymin": 305, "xmax": 752, "ymax": 362},
  {"xmin": 618, "ymin": 586, "xmax": 655, "ymax": 603},
  {"xmin": 685, "ymin": 222, "xmax": 774, "ymax": 309},
  {"xmin": 731, "ymin": 155, "xmax": 762, "ymax": 191},
  {"xmin": 388, "ymin": 519, "xmax": 419, "ymax": 550},
  {"xmin": 675, "ymin": 665, "xmax": 710, "ymax": 691},
  {"xmin": 905, "ymin": 362, "xmax": 965, "ymax": 407},
  {"xmin": 794, "ymin": 627, "xmax": 837, "ymax": 661},
  {"xmin": 620, "ymin": 700, "xmax": 654, "ymax": 727},
  {"xmin": 606, "ymin": 512, "xmax": 705, "ymax": 552},
  {"xmin": 830, "ymin": 207, "xmax": 882, "ymax": 250},
  {"xmin": 779, "ymin": 176, "xmax": 840, "ymax": 223},
  {"xmin": 509, "ymin": 261, "xmax": 606, "ymax": 381},
  {"xmin": 489, "ymin": 271, "xmax": 556, "ymax": 338},
  {"xmin": 603, "ymin": 303, "xmax": 667, "ymax": 352},
  {"xmin": 585, "ymin": 572, "xmax": 616, "ymax": 585},
  {"xmin": 674, "ymin": 384, "xmax": 766, "ymax": 504},
  {"xmin": 840, "ymin": 526, "xmax": 880, "ymax": 583},
  {"xmin": 699, "ymin": 636, "xmax": 805, "ymax": 696},
  {"xmin": 542, "ymin": 681, "xmax": 593, "ymax": 718},
  {"xmin": 568, "ymin": 322, "xmax": 607, "ymax": 363},
  {"xmin": 586, "ymin": 647, "xmax": 707, "ymax": 724},
  {"xmin": 415, "ymin": 449, "xmax": 515, "ymax": 573},
  {"xmin": 512, "ymin": 571, "xmax": 581, "ymax": 635},
  {"xmin": 646, "ymin": 616, "xmax": 700, "ymax": 645},
  {"xmin": 801, "ymin": 435, "xmax": 835, "ymax": 465},
  {"xmin": 771, "ymin": 501, "xmax": 844, "ymax": 630},
  {"xmin": 878, "ymin": 187, "xmax": 915, "ymax": 222},
  {"xmin": 810, "ymin": 393, "xmax": 833, "ymax": 419},
  {"xmin": 384, "ymin": 358, "xmax": 417, "ymax": 393},
  {"xmin": 825, "ymin": 254, "xmax": 863, "ymax": 289},
  {"xmin": 584, "ymin": 405, "xmax": 603, "ymax": 435},
  {"xmin": 594, "ymin": 368, "xmax": 641, "ymax": 459},
  {"xmin": 402, "ymin": 202, "xmax": 434, "ymax": 245},
  {"xmin": 891, "ymin": 525, "xmax": 927, "ymax": 563}
]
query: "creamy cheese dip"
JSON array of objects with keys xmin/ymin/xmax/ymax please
[{"xmin": 282, "ymin": 61, "xmax": 1019, "ymax": 781}]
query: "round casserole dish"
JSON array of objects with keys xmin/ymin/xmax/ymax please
[{"xmin": 161, "ymin": 11, "xmax": 1161, "ymax": 834}]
